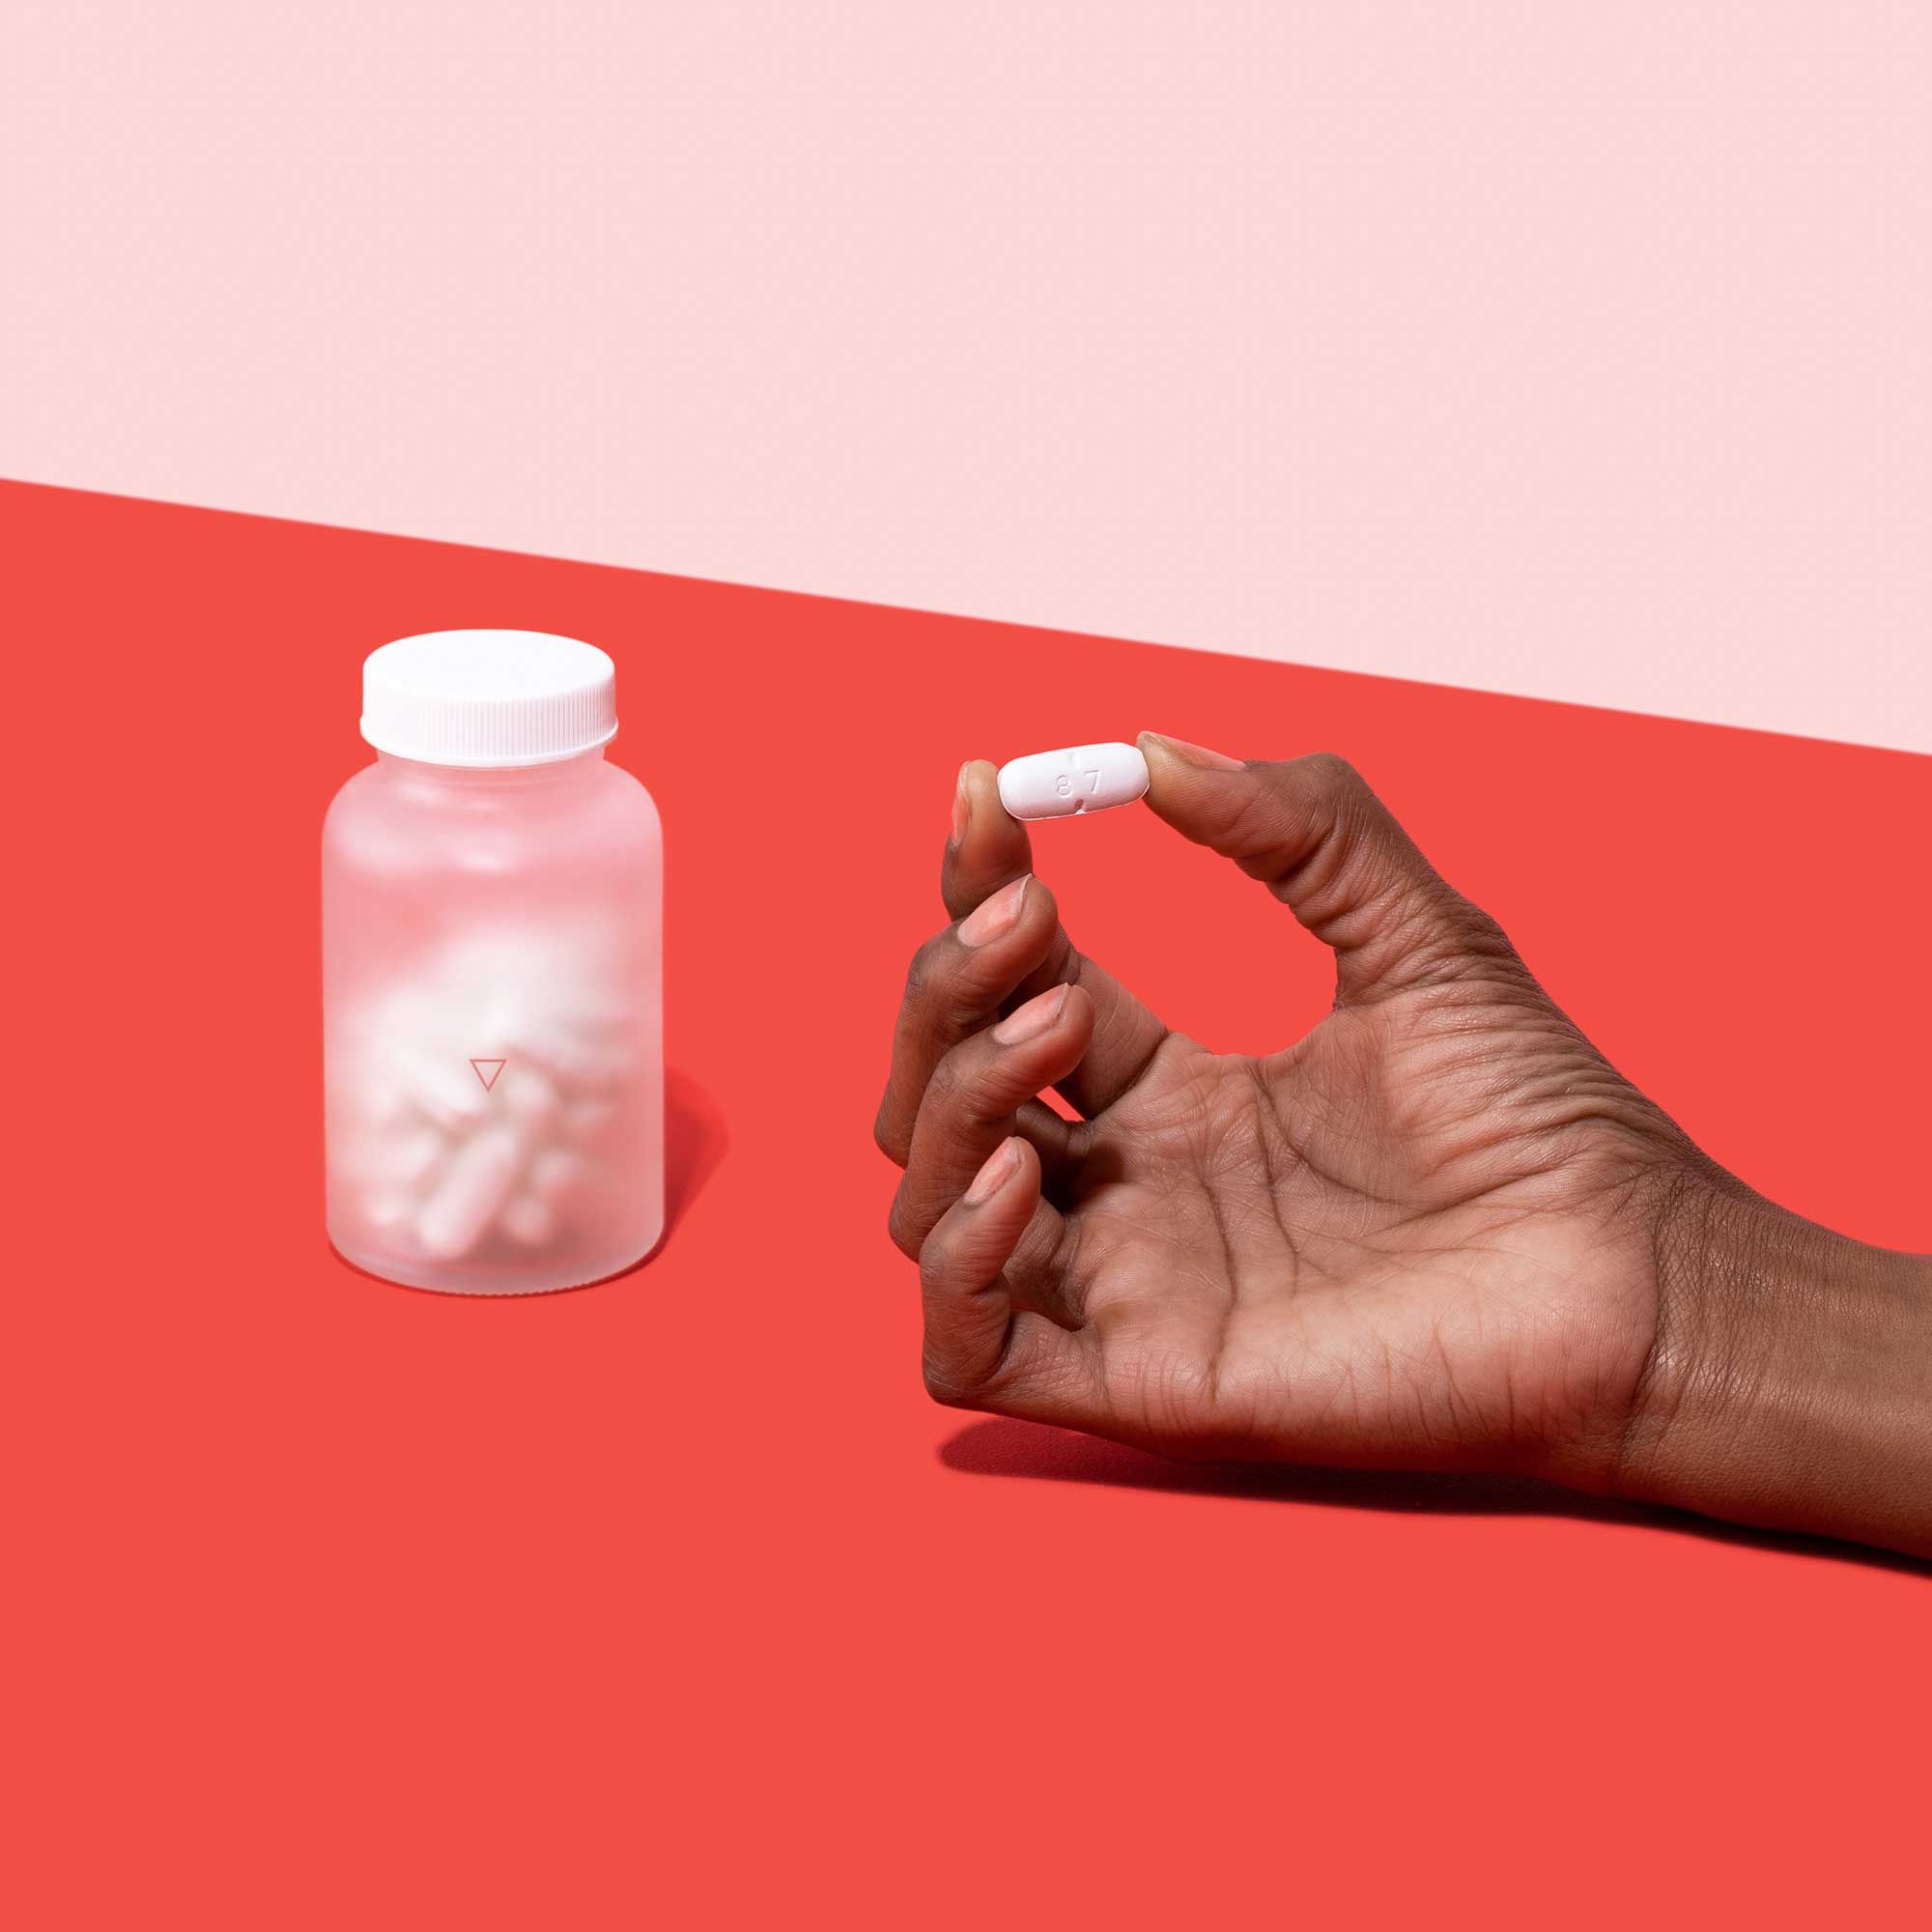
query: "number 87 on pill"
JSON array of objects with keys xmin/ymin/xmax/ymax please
[{"xmin": 996, "ymin": 741, "xmax": 1151, "ymax": 821}]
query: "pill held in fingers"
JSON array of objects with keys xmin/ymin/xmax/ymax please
[{"xmin": 996, "ymin": 742, "xmax": 1150, "ymax": 820}]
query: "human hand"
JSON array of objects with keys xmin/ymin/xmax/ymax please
[{"xmin": 877, "ymin": 737, "xmax": 1932, "ymax": 1555}]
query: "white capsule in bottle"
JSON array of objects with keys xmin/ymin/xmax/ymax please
[{"xmin": 996, "ymin": 743, "xmax": 1150, "ymax": 820}]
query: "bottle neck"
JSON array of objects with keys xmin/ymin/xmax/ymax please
[{"xmin": 374, "ymin": 747, "xmax": 608, "ymax": 797}]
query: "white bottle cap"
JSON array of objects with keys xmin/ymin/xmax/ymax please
[{"xmin": 360, "ymin": 630, "xmax": 618, "ymax": 767}]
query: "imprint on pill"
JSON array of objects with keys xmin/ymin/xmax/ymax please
[{"xmin": 996, "ymin": 743, "xmax": 1149, "ymax": 820}]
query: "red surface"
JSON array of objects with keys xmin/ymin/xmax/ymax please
[{"xmin": 8, "ymin": 479, "xmax": 1930, "ymax": 1926}]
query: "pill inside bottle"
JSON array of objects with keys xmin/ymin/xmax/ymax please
[{"xmin": 996, "ymin": 743, "xmax": 1150, "ymax": 820}]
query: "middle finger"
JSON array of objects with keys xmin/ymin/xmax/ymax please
[{"xmin": 874, "ymin": 870, "xmax": 1074, "ymax": 1169}]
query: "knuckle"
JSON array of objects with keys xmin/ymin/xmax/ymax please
[
  {"xmin": 1450, "ymin": 895, "xmax": 1515, "ymax": 958},
  {"xmin": 886, "ymin": 1188, "xmax": 921, "ymax": 1257},
  {"xmin": 1305, "ymin": 750, "xmax": 1364, "ymax": 793},
  {"xmin": 1294, "ymin": 752, "xmax": 1378, "ymax": 821},
  {"xmin": 901, "ymin": 935, "xmax": 943, "ymax": 1004},
  {"xmin": 922, "ymin": 1049, "xmax": 974, "ymax": 1119},
  {"xmin": 941, "ymin": 989, "xmax": 999, "ymax": 1037},
  {"xmin": 921, "ymin": 1352, "xmax": 982, "ymax": 1409},
  {"xmin": 1039, "ymin": 923, "xmax": 1079, "ymax": 985},
  {"xmin": 917, "ymin": 1240, "xmax": 952, "ymax": 1296},
  {"xmin": 1215, "ymin": 777, "xmax": 1295, "ymax": 872},
  {"xmin": 872, "ymin": 1101, "xmax": 907, "ymax": 1165},
  {"xmin": 1443, "ymin": 897, "xmax": 1530, "ymax": 985},
  {"xmin": 1379, "ymin": 887, "xmax": 1528, "ymax": 996}
]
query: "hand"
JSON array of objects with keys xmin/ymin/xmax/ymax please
[{"xmin": 877, "ymin": 736, "xmax": 1932, "ymax": 1555}]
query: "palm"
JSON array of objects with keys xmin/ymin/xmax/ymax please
[{"xmin": 1052, "ymin": 982, "xmax": 1668, "ymax": 1467}]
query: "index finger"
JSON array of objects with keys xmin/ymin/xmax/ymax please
[
  {"xmin": 941, "ymin": 758, "xmax": 1033, "ymax": 922},
  {"xmin": 940, "ymin": 756, "xmax": 1170, "ymax": 1119}
]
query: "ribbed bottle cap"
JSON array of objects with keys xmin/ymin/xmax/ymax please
[{"xmin": 360, "ymin": 630, "xmax": 618, "ymax": 767}]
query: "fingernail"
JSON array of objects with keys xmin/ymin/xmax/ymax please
[
  {"xmin": 1141, "ymin": 731, "xmax": 1245, "ymax": 772},
  {"xmin": 950, "ymin": 763, "xmax": 972, "ymax": 844},
  {"xmin": 964, "ymin": 1138, "xmax": 1023, "ymax": 1206},
  {"xmin": 993, "ymin": 982, "xmax": 1068, "ymax": 1045},
  {"xmin": 958, "ymin": 874, "xmax": 1030, "ymax": 947}
]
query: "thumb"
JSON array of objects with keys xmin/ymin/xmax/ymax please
[{"xmin": 1137, "ymin": 733, "xmax": 1516, "ymax": 1003}]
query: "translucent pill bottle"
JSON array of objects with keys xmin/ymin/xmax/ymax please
[{"xmin": 323, "ymin": 631, "xmax": 663, "ymax": 1293}]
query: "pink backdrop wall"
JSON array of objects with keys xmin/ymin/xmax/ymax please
[{"xmin": 4, "ymin": 2, "xmax": 1928, "ymax": 750}]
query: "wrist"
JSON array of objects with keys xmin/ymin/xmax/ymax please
[{"xmin": 1612, "ymin": 1169, "xmax": 1932, "ymax": 1557}]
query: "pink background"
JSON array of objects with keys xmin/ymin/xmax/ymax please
[{"xmin": 5, "ymin": 1, "xmax": 1929, "ymax": 748}]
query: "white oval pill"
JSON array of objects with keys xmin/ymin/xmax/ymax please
[
  {"xmin": 504, "ymin": 1013, "xmax": 620, "ymax": 1094},
  {"xmin": 362, "ymin": 1189, "xmax": 413, "ymax": 1230},
  {"xmin": 499, "ymin": 1194, "xmax": 555, "ymax": 1247},
  {"xmin": 382, "ymin": 1124, "xmax": 447, "ymax": 1190},
  {"xmin": 527, "ymin": 1148, "xmax": 584, "ymax": 1204},
  {"xmin": 415, "ymin": 1125, "xmax": 521, "ymax": 1261},
  {"xmin": 996, "ymin": 743, "xmax": 1149, "ymax": 820},
  {"xmin": 393, "ymin": 1043, "xmax": 491, "ymax": 1132},
  {"xmin": 496, "ymin": 1061, "xmax": 561, "ymax": 1139}
]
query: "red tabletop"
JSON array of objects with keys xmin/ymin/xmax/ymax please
[{"xmin": 11, "ymin": 480, "xmax": 1929, "ymax": 1926}]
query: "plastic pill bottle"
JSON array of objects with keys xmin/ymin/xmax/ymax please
[{"xmin": 323, "ymin": 631, "xmax": 663, "ymax": 1293}]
